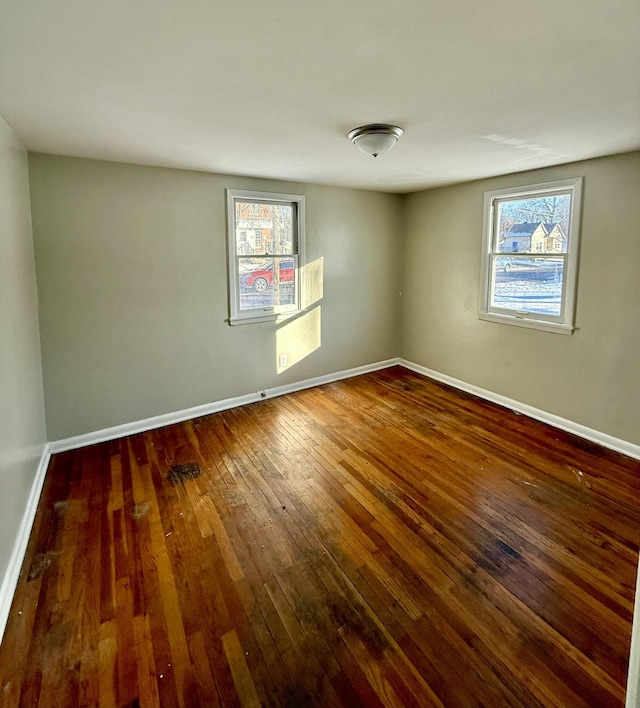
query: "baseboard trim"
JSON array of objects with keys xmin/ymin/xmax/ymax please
[
  {"xmin": 0, "ymin": 443, "xmax": 51, "ymax": 642},
  {"xmin": 50, "ymin": 356, "xmax": 640, "ymax": 461},
  {"xmin": 399, "ymin": 359, "xmax": 640, "ymax": 462},
  {"xmin": 50, "ymin": 358, "xmax": 401, "ymax": 454}
]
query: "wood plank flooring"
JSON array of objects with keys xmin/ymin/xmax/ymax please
[{"xmin": 1, "ymin": 365, "xmax": 639, "ymax": 707}]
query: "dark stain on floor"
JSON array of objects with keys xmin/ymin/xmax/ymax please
[
  {"xmin": 167, "ymin": 462, "xmax": 202, "ymax": 484},
  {"xmin": 326, "ymin": 593, "xmax": 390, "ymax": 656},
  {"xmin": 280, "ymin": 681, "xmax": 322, "ymax": 708},
  {"xmin": 27, "ymin": 551, "xmax": 58, "ymax": 582},
  {"xmin": 476, "ymin": 538, "xmax": 523, "ymax": 576},
  {"xmin": 130, "ymin": 501, "xmax": 150, "ymax": 520}
]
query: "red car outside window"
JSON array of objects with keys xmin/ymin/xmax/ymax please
[{"xmin": 244, "ymin": 259, "xmax": 294, "ymax": 291}]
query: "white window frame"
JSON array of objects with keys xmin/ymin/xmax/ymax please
[
  {"xmin": 479, "ymin": 177, "xmax": 583, "ymax": 335},
  {"xmin": 227, "ymin": 189, "xmax": 305, "ymax": 325}
]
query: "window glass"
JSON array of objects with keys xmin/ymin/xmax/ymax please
[
  {"xmin": 227, "ymin": 190, "xmax": 304, "ymax": 324},
  {"xmin": 479, "ymin": 178, "xmax": 582, "ymax": 334}
]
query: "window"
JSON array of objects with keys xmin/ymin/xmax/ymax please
[
  {"xmin": 227, "ymin": 189, "xmax": 305, "ymax": 325},
  {"xmin": 479, "ymin": 178, "xmax": 582, "ymax": 334}
]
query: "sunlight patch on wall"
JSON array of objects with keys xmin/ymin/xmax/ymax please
[
  {"xmin": 301, "ymin": 257, "xmax": 324, "ymax": 309},
  {"xmin": 276, "ymin": 306, "xmax": 321, "ymax": 374}
]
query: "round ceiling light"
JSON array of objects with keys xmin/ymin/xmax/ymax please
[{"xmin": 348, "ymin": 124, "xmax": 404, "ymax": 158}]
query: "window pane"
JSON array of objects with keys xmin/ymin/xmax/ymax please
[
  {"xmin": 235, "ymin": 201, "xmax": 295, "ymax": 255},
  {"xmin": 491, "ymin": 256, "xmax": 564, "ymax": 316},
  {"xmin": 495, "ymin": 193, "xmax": 571, "ymax": 254},
  {"xmin": 238, "ymin": 257, "xmax": 297, "ymax": 311}
]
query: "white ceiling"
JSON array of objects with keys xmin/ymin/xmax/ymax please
[{"xmin": 1, "ymin": 0, "xmax": 639, "ymax": 193}]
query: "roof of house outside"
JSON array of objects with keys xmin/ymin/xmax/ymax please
[
  {"xmin": 506, "ymin": 222, "xmax": 564, "ymax": 237},
  {"xmin": 506, "ymin": 222, "xmax": 546, "ymax": 236}
]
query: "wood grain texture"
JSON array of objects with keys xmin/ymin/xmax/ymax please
[{"xmin": 1, "ymin": 366, "xmax": 639, "ymax": 707}]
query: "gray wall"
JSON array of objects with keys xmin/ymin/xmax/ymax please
[
  {"xmin": 29, "ymin": 154, "xmax": 403, "ymax": 440},
  {"xmin": 401, "ymin": 151, "xmax": 640, "ymax": 446},
  {"xmin": 0, "ymin": 118, "xmax": 47, "ymax": 583},
  {"xmin": 25, "ymin": 150, "xmax": 640, "ymax": 448}
]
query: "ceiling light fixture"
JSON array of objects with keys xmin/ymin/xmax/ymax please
[{"xmin": 348, "ymin": 124, "xmax": 403, "ymax": 158}]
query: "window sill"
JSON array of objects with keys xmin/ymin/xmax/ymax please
[
  {"xmin": 228, "ymin": 309, "xmax": 304, "ymax": 326},
  {"xmin": 478, "ymin": 311, "xmax": 574, "ymax": 335}
]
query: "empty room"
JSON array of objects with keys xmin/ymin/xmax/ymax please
[{"xmin": 1, "ymin": 1, "xmax": 639, "ymax": 706}]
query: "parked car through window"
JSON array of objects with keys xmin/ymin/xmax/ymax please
[{"xmin": 241, "ymin": 259, "xmax": 295, "ymax": 291}]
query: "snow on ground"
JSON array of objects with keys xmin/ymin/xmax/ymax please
[{"xmin": 493, "ymin": 269, "xmax": 562, "ymax": 315}]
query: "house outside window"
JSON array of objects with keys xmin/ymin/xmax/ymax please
[
  {"xmin": 479, "ymin": 178, "xmax": 583, "ymax": 334},
  {"xmin": 227, "ymin": 189, "xmax": 305, "ymax": 325}
]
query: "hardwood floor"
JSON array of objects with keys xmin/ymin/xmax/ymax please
[{"xmin": 1, "ymin": 366, "xmax": 639, "ymax": 707}]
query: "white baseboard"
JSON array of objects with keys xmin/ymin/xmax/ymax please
[
  {"xmin": 50, "ymin": 355, "xmax": 640, "ymax": 460},
  {"xmin": 399, "ymin": 359, "xmax": 640, "ymax": 462},
  {"xmin": 0, "ymin": 443, "xmax": 51, "ymax": 642},
  {"xmin": 50, "ymin": 358, "xmax": 401, "ymax": 454}
]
